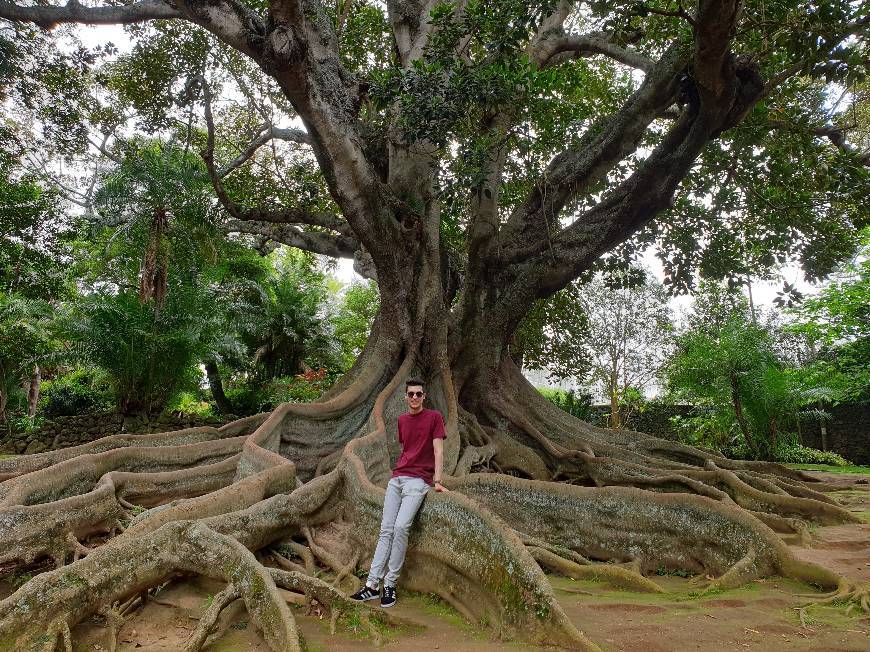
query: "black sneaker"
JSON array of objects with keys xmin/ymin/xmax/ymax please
[
  {"xmin": 350, "ymin": 585, "xmax": 379, "ymax": 602},
  {"xmin": 381, "ymin": 585, "xmax": 397, "ymax": 608}
]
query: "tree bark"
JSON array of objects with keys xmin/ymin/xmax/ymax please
[
  {"xmin": 205, "ymin": 359, "xmax": 234, "ymax": 415},
  {"xmin": 730, "ymin": 371, "xmax": 758, "ymax": 458},
  {"xmin": 26, "ymin": 365, "xmax": 40, "ymax": 418}
]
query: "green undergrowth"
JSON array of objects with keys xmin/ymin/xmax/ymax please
[
  {"xmin": 405, "ymin": 591, "xmax": 482, "ymax": 636},
  {"xmin": 403, "ymin": 592, "xmax": 536, "ymax": 650},
  {"xmin": 786, "ymin": 463, "xmax": 870, "ymax": 474}
]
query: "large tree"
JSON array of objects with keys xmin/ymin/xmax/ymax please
[{"xmin": 0, "ymin": 2, "xmax": 868, "ymax": 650}]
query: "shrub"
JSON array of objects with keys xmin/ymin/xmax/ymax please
[
  {"xmin": 774, "ymin": 443, "xmax": 851, "ymax": 466},
  {"xmin": 223, "ymin": 369, "xmax": 335, "ymax": 415},
  {"xmin": 40, "ymin": 368, "xmax": 113, "ymax": 417},
  {"xmin": 168, "ymin": 392, "xmax": 214, "ymax": 418},
  {"xmin": 718, "ymin": 438, "xmax": 851, "ymax": 466},
  {"xmin": 224, "ymin": 384, "xmax": 269, "ymax": 416},
  {"xmin": 266, "ymin": 370, "xmax": 332, "ymax": 406},
  {"xmin": 538, "ymin": 388, "xmax": 595, "ymax": 421}
]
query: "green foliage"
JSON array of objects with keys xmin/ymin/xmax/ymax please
[
  {"xmin": 240, "ymin": 249, "xmax": 342, "ymax": 380},
  {"xmin": 0, "ymin": 152, "xmax": 69, "ymax": 300},
  {"xmin": 331, "ymin": 281, "xmax": 379, "ymax": 370},
  {"xmin": 787, "ymin": 232, "xmax": 870, "ymax": 402},
  {"xmin": 39, "ymin": 367, "xmax": 113, "ymax": 417},
  {"xmin": 225, "ymin": 371, "xmax": 332, "ymax": 414},
  {"xmin": 666, "ymin": 285, "xmax": 830, "ymax": 460},
  {"xmin": 774, "ymin": 444, "xmax": 851, "ymax": 467},
  {"xmin": 167, "ymin": 392, "xmax": 215, "ymax": 418},
  {"xmin": 537, "ymin": 388, "xmax": 595, "ymax": 421},
  {"xmin": 62, "ymin": 289, "xmax": 211, "ymax": 415},
  {"xmin": 514, "ymin": 282, "xmax": 592, "ymax": 381},
  {"xmin": 82, "ymin": 139, "xmax": 221, "ymax": 294},
  {"xmin": 0, "ymin": 292, "xmax": 54, "ymax": 419}
]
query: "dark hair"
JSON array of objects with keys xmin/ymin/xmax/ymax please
[{"xmin": 405, "ymin": 378, "xmax": 425, "ymax": 392}]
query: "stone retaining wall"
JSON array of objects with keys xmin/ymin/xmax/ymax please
[
  {"xmin": 798, "ymin": 402, "xmax": 870, "ymax": 465},
  {"xmin": 1, "ymin": 411, "xmax": 232, "ymax": 454}
]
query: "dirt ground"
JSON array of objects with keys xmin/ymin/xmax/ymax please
[{"xmin": 2, "ymin": 471, "xmax": 868, "ymax": 651}]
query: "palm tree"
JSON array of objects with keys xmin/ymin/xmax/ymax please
[
  {"xmin": 91, "ymin": 140, "xmax": 221, "ymax": 307},
  {"xmin": 0, "ymin": 292, "xmax": 53, "ymax": 422}
]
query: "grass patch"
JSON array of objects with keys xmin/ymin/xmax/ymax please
[{"xmin": 786, "ymin": 463, "xmax": 870, "ymax": 474}]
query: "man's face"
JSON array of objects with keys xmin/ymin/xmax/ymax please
[{"xmin": 405, "ymin": 385, "xmax": 425, "ymax": 411}]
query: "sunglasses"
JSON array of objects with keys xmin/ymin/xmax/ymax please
[{"xmin": 406, "ymin": 391, "xmax": 424, "ymax": 398}]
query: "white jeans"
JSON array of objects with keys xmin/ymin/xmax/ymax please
[{"xmin": 366, "ymin": 476, "xmax": 429, "ymax": 587}]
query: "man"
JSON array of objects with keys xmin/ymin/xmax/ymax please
[{"xmin": 350, "ymin": 378, "xmax": 447, "ymax": 608}]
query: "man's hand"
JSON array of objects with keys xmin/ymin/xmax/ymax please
[{"xmin": 434, "ymin": 481, "xmax": 449, "ymax": 492}]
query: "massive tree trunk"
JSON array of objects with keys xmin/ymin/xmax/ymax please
[{"xmin": 0, "ymin": 0, "xmax": 867, "ymax": 650}]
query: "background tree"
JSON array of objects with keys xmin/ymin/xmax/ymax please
[
  {"xmin": 241, "ymin": 250, "xmax": 338, "ymax": 380},
  {"xmin": 331, "ymin": 280, "xmax": 380, "ymax": 371},
  {"xmin": 577, "ymin": 270, "xmax": 674, "ymax": 428},
  {"xmin": 62, "ymin": 288, "xmax": 214, "ymax": 416},
  {"xmin": 1, "ymin": 2, "xmax": 869, "ymax": 649},
  {"xmin": 0, "ymin": 293, "xmax": 53, "ymax": 423},
  {"xmin": 665, "ymin": 283, "xmax": 830, "ymax": 460},
  {"xmin": 787, "ymin": 229, "xmax": 870, "ymax": 403}
]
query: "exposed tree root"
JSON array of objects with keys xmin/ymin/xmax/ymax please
[
  {"xmin": 0, "ymin": 353, "xmax": 866, "ymax": 651},
  {"xmin": 184, "ymin": 583, "xmax": 241, "ymax": 652},
  {"xmin": 0, "ymin": 419, "xmax": 260, "ymax": 482},
  {"xmin": 527, "ymin": 546, "xmax": 666, "ymax": 593}
]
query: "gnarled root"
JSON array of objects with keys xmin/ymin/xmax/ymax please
[
  {"xmin": 184, "ymin": 583, "xmax": 241, "ymax": 651},
  {"xmin": 527, "ymin": 546, "xmax": 666, "ymax": 593},
  {"xmin": 342, "ymin": 430, "xmax": 600, "ymax": 651}
]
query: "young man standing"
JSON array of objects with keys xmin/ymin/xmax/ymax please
[{"xmin": 350, "ymin": 378, "xmax": 447, "ymax": 608}]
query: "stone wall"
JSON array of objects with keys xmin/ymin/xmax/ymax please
[
  {"xmin": 0, "ymin": 411, "xmax": 232, "ymax": 455},
  {"xmin": 797, "ymin": 402, "xmax": 870, "ymax": 466},
  {"xmin": 583, "ymin": 404, "xmax": 695, "ymax": 440}
]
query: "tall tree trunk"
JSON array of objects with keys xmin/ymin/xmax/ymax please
[
  {"xmin": 609, "ymin": 387, "xmax": 621, "ymax": 429},
  {"xmin": 205, "ymin": 359, "xmax": 234, "ymax": 415},
  {"xmin": 139, "ymin": 206, "xmax": 169, "ymax": 307},
  {"xmin": 730, "ymin": 372, "xmax": 758, "ymax": 458},
  {"xmin": 26, "ymin": 365, "xmax": 40, "ymax": 418},
  {"xmin": 609, "ymin": 363, "xmax": 621, "ymax": 429}
]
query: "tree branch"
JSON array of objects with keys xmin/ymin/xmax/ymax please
[
  {"xmin": 218, "ymin": 124, "xmax": 312, "ymax": 178},
  {"xmin": 489, "ymin": 1, "xmax": 766, "ymax": 325},
  {"xmin": 497, "ymin": 43, "xmax": 686, "ymax": 264},
  {"xmin": 536, "ymin": 33, "xmax": 654, "ymax": 72},
  {"xmin": 234, "ymin": 207, "xmax": 354, "ymax": 236},
  {"xmin": 0, "ymin": 0, "xmax": 180, "ymax": 29},
  {"xmin": 766, "ymin": 120, "xmax": 870, "ymax": 166},
  {"xmin": 199, "ymin": 75, "xmax": 354, "ymax": 237},
  {"xmin": 225, "ymin": 219, "xmax": 358, "ymax": 259}
]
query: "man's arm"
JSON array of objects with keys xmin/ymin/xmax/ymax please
[{"xmin": 432, "ymin": 438, "xmax": 448, "ymax": 492}]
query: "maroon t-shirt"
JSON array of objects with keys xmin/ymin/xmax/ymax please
[{"xmin": 392, "ymin": 408, "xmax": 447, "ymax": 485}]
